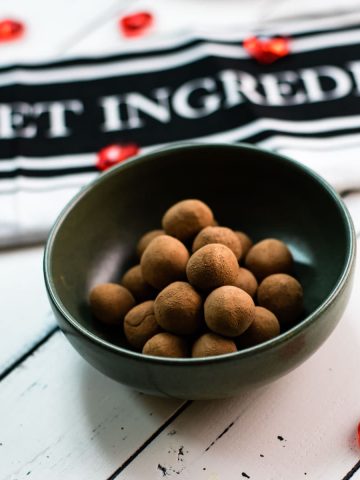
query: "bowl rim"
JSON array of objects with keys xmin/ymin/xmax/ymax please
[{"xmin": 44, "ymin": 142, "xmax": 356, "ymax": 365}]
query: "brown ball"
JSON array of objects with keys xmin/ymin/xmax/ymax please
[
  {"xmin": 121, "ymin": 265, "xmax": 157, "ymax": 302},
  {"xmin": 124, "ymin": 301, "xmax": 161, "ymax": 350},
  {"xmin": 192, "ymin": 226, "xmax": 242, "ymax": 260},
  {"xmin": 231, "ymin": 267, "xmax": 258, "ymax": 298},
  {"xmin": 245, "ymin": 238, "xmax": 293, "ymax": 280},
  {"xmin": 235, "ymin": 231, "xmax": 253, "ymax": 259},
  {"xmin": 154, "ymin": 282, "xmax": 203, "ymax": 335},
  {"xmin": 89, "ymin": 283, "xmax": 135, "ymax": 326},
  {"xmin": 162, "ymin": 199, "xmax": 214, "ymax": 242},
  {"xmin": 186, "ymin": 244, "xmax": 239, "ymax": 291},
  {"xmin": 141, "ymin": 235, "xmax": 189, "ymax": 290},
  {"xmin": 192, "ymin": 333, "xmax": 237, "ymax": 358},
  {"xmin": 204, "ymin": 285, "xmax": 255, "ymax": 337},
  {"xmin": 257, "ymin": 273, "xmax": 303, "ymax": 325},
  {"xmin": 136, "ymin": 229, "xmax": 164, "ymax": 258},
  {"xmin": 237, "ymin": 306, "xmax": 280, "ymax": 348},
  {"xmin": 142, "ymin": 332, "xmax": 188, "ymax": 358}
]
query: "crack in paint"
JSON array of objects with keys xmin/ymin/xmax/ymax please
[{"xmin": 205, "ymin": 421, "xmax": 235, "ymax": 452}]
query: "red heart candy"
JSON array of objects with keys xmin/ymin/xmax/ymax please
[
  {"xmin": 119, "ymin": 12, "xmax": 153, "ymax": 38},
  {"xmin": 96, "ymin": 144, "xmax": 140, "ymax": 171},
  {"xmin": 243, "ymin": 36, "xmax": 290, "ymax": 64},
  {"xmin": 0, "ymin": 19, "xmax": 24, "ymax": 42}
]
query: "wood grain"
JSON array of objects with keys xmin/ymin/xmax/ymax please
[
  {"xmin": 0, "ymin": 332, "xmax": 182, "ymax": 480},
  {"xmin": 0, "ymin": 245, "xmax": 55, "ymax": 376}
]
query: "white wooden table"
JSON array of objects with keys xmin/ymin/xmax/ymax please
[{"xmin": 1, "ymin": 1, "xmax": 360, "ymax": 479}]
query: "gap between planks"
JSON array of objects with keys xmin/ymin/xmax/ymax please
[
  {"xmin": 0, "ymin": 326, "xmax": 58, "ymax": 383},
  {"xmin": 106, "ymin": 401, "xmax": 192, "ymax": 480}
]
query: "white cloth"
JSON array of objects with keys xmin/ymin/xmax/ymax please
[{"xmin": 1, "ymin": 8, "xmax": 360, "ymax": 246}]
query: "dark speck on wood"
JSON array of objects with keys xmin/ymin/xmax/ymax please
[
  {"xmin": 277, "ymin": 435, "xmax": 285, "ymax": 441},
  {"xmin": 167, "ymin": 429, "xmax": 177, "ymax": 436},
  {"xmin": 178, "ymin": 446, "xmax": 184, "ymax": 461},
  {"xmin": 157, "ymin": 464, "xmax": 168, "ymax": 476},
  {"xmin": 26, "ymin": 472, "xmax": 31, "ymax": 476},
  {"xmin": 260, "ymin": 454, "xmax": 264, "ymax": 458},
  {"xmin": 203, "ymin": 467, "xmax": 206, "ymax": 471},
  {"xmin": 242, "ymin": 473, "xmax": 250, "ymax": 478}
]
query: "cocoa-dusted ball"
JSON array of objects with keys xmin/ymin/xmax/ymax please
[
  {"xmin": 235, "ymin": 231, "xmax": 253, "ymax": 259},
  {"xmin": 89, "ymin": 283, "xmax": 135, "ymax": 326},
  {"xmin": 136, "ymin": 229, "xmax": 164, "ymax": 258},
  {"xmin": 245, "ymin": 238, "xmax": 293, "ymax": 280},
  {"xmin": 186, "ymin": 244, "xmax": 239, "ymax": 291},
  {"xmin": 142, "ymin": 332, "xmax": 188, "ymax": 358},
  {"xmin": 154, "ymin": 281, "xmax": 203, "ymax": 335},
  {"xmin": 192, "ymin": 333, "xmax": 237, "ymax": 358},
  {"xmin": 121, "ymin": 265, "xmax": 157, "ymax": 302},
  {"xmin": 257, "ymin": 273, "xmax": 303, "ymax": 325},
  {"xmin": 141, "ymin": 235, "xmax": 189, "ymax": 290},
  {"xmin": 124, "ymin": 301, "xmax": 161, "ymax": 350},
  {"xmin": 232, "ymin": 267, "xmax": 258, "ymax": 298},
  {"xmin": 237, "ymin": 306, "xmax": 280, "ymax": 348},
  {"xmin": 162, "ymin": 199, "xmax": 214, "ymax": 242},
  {"xmin": 192, "ymin": 226, "xmax": 242, "ymax": 260},
  {"xmin": 204, "ymin": 285, "xmax": 255, "ymax": 337}
]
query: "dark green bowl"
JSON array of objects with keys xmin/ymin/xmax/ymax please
[{"xmin": 44, "ymin": 143, "xmax": 355, "ymax": 399}]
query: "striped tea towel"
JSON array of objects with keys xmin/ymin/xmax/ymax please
[{"xmin": 2, "ymin": 13, "xmax": 360, "ymax": 245}]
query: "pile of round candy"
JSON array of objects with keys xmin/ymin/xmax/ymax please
[{"xmin": 89, "ymin": 199, "xmax": 303, "ymax": 358}]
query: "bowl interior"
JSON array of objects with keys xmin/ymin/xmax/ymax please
[{"xmin": 47, "ymin": 144, "xmax": 351, "ymax": 348}]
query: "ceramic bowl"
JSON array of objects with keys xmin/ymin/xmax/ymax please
[{"xmin": 44, "ymin": 143, "xmax": 355, "ymax": 399}]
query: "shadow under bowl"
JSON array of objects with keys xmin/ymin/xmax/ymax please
[{"xmin": 44, "ymin": 143, "xmax": 356, "ymax": 399}]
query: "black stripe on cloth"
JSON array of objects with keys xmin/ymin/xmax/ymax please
[
  {"xmin": 1, "ymin": 39, "xmax": 360, "ymax": 160},
  {"xmin": 341, "ymin": 459, "xmax": 360, "ymax": 480},
  {"xmin": 0, "ymin": 165, "xmax": 97, "ymax": 179},
  {"xmin": 2, "ymin": 126, "xmax": 360, "ymax": 179},
  {"xmin": 0, "ymin": 38, "xmax": 234, "ymax": 73},
  {"xmin": 281, "ymin": 19, "xmax": 360, "ymax": 39},
  {"xmin": 234, "ymin": 127, "xmax": 360, "ymax": 144}
]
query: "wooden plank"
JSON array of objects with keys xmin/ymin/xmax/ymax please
[
  {"xmin": 116, "ymin": 240, "xmax": 360, "ymax": 479},
  {"xmin": 0, "ymin": 245, "xmax": 55, "ymax": 376},
  {"xmin": 0, "ymin": 331, "xmax": 183, "ymax": 480}
]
